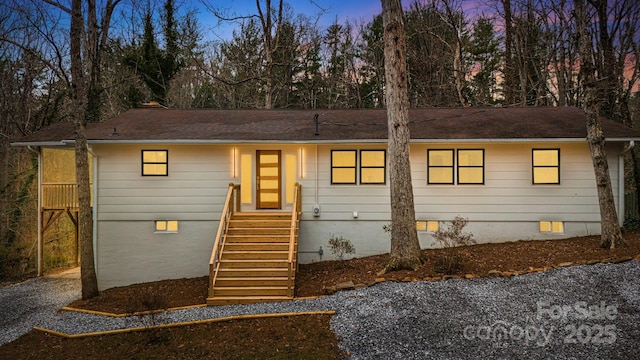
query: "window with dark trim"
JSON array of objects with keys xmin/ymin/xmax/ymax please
[
  {"xmin": 457, "ymin": 149, "xmax": 484, "ymax": 184},
  {"xmin": 532, "ymin": 149, "xmax": 560, "ymax": 184},
  {"xmin": 155, "ymin": 220, "xmax": 178, "ymax": 233},
  {"xmin": 331, "ymin": 150, "xmax": 357, "ymax": 184},
  {"xmin": 142, "ymin": 150, "xmax": 168, "ymax": 176},
  {"xmin": 427, "ymin": 149, "xmax": 454, "ymax": 184},
  {"xmin": 360, "ymin": 150, "xmax": 386, "ymax": 184}
]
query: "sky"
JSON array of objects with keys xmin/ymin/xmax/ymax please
[
  {"xmin": 196, "ymin": 0, "xmax": 384, "ymax": 41},
  {"xmin": 194, "ymin": 0, "xmax": 488, "ymax": 41}
]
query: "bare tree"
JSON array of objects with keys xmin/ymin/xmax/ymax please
[
  {"xmin": 438, "ymin": 0, "xmax": 470, "ymax": 107},
  {"xmin": 381, "ymin": 0, "xmax": 424, "ymax": 272},
  {"xmin": 576, "ymin": 0, "xmax": 625, "ymax": 249},
  {"xmin": 41, "ymin": 0, "xmax": 121, "ymax": 298}
]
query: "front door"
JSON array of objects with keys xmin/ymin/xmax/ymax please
[{"xmin": 256, "ymin": 150, "xmax": 281, "ymax": 209}]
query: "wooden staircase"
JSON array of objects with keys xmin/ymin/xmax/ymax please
[{"xmin": 207, "ymin": 184, "xmax": 301, "ymax": 305}]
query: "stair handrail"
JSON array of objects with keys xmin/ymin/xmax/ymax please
[
  {"xmin": 209, "ymin": 183, "xmax": 239, "ymax": 297},
  {"xmin": 287, "ymin": 183, "xmax": 302, "ymax": 297}
]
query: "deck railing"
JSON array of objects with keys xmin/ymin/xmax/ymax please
[
  {"xmin": 287, "ymin": 183, "xmax": 302, "ymax": 297},
  {"xmin": 209, "ymin": 183, "xmax": 240, "ymax": 298},
  {"xmin": 42, "ymin": 183, "xmax": 79, "ymax": 209}
]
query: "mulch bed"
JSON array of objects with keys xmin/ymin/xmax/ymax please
[{"xmin": 68, "ymin": 231, "xmax": 640, "ymax": 314}]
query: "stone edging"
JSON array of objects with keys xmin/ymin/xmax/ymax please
[{"xmin": 321, "ymin": 255, "xmax": 640, "ymax": 295}]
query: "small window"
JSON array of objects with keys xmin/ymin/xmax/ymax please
[
  {"xmin": 155, "ymin": 220, "xmax": 178, "ymax": 233},
  {"xmin": 428, "ymin": 149, "xmax": 454, "ymax": 184},
  {"xmin": 532, "ymin": 149, "xmax": 560, "ymax": 184},
  {"xmin": 360, "ymin": 150, "xmax": 386, "ymax": 184},
  {"xmin": 457, "ymin": 149, "xmax": 484, "ymax": 184},
  {"xmin": 416, "ymin": 221, "xmax": 439, "ymax": 232},
  {"xmin": 427, "ymin": 221, "xmax": 439, "ymax": 232},
  {"xmin": 142, "ymin": 150, "xmax": 168, "ymax": 176},
  {"xmin": 331, "ymin": 150, "xmax": 357, "ymax": 184},
  {"xmin": 539, "ymin": 221, "xmax": 563, "ymax": 234}
]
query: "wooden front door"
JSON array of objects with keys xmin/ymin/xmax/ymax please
[{"xmin": 256, "ymin": 150, "xmax": 281, "ymax": 209}]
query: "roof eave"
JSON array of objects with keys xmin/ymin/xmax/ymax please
[{"xmin": 10, "ymin": 140, "xmax": 73, "ymax": 147}]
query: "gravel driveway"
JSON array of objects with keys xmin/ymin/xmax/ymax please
[
  {"xmin": 1, "ymin": 262, "xmax": 639, "ymax": 359},
  {"xmin": 0, "ymin": 268, "xmax": 80, "ymax": 346}
]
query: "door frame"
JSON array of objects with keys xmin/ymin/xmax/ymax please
[{"xmin": 256, "ymin": 150, "xmax": 282, "ymax": 209}]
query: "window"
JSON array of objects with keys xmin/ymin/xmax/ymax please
[
  {"xmin": 428, "ymin": 149, "xmax": 454, "ymax": 184},
  {"xmin": 427, "ymin": 221, "xmax": 439, "ymax": 232},
  {"xmin": 457, "ymin": 149, "xmax": 484, "ymax": 184},
  {"xmin": 539, "ymin": 221, "xmax": 563, "ymax": 234},
  {"xmin": 360, "ymin": 150, "xmax": 386, "ymax": 184},
  {"xmin": 532, "ymin": 149, "xmax": 560, "ymax": 184},
  {"xmin": 155, "ymin": 220, "xmax": 178, "ymax": 233},
  {"xmin": 331, "ymin": 150, "xmax": 357, "ymax": 184},
  {"xmin": 142, "ymin": 150, "xmax": 168, "ymax": 176},
  {"xmin": 416, "ymin": 220, "xmax": 439, "ymax": 232}
]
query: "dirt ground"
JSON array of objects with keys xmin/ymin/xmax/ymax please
[
  {"xmin": 2, "ymin": 232, "xmax": 639, "ymax": 359},
  {"xmin": 68, "ymin": 231, "xmax": 640, "ymax": 314}
]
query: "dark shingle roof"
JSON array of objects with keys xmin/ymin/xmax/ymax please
[{"xmin": 13, "ymin": 107, "xmax": 640, "ymax": 144}]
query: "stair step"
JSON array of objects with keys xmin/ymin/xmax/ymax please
[
  {"xmin": 214, "ymin": 277, "xmax": 289, "ymax": 287},
  {"xmin": 206, "ymin": 296, "xmax": 292, "ymax": 305},
  {"xmin": 229, "ymin": 219, "xmax": 291, "ymax": 228},
  {"xmin": 225, "ymin": 235, "xmax": 290, "ymax": 243},
  {"xmin": 232, "ymin": 212, "xmax": 292, "ymax": 220},
  {"xmin": 218, "ymin": 259, "xmax": 290, "ymax": 268},
  {"xmin": 226, "ymin": 228, "xmax": 291, "ymax": 235},
  {"xmin": 212, "ymin": 286, "xmax": 289, "ymax": 297},
  {"xmin": 224, "ymin": 243, "xmax": 290, "ymax": 251},
  {"xmin": 222, "ymin": 250, "xmax": 289, "ymax": 260},
  {"xmin": 217, "ymin": 268, "xmax": 289, "ymax": 277}
]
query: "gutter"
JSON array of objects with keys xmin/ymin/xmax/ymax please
[{"xmin": 619, "ymin": 141, "xmax": 635, "ymax": 226}]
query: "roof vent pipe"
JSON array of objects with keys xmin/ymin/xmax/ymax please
[{"xmin": 314, "ymin": 114, "xmax": 319, "ymax": 136}]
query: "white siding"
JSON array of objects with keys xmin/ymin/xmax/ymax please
[
  {"xmin": 297, "ymin": 142, "xmax": 619, "ymax": 223},
  {"xmin": 96, "ymin": 220, "xmax": 215, "ymax": 290},
  {"xmin": 297, "ymin": 141, "xmax": 621, "ymax": 254},
  {"xmin": 91, "ymin": 141, "xmax": 624, "ymax": 287},
  {"xmin": 94, "ymin": 144, "xmax": 233, "ymax": 221}
]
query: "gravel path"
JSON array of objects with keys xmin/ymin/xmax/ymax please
[
  {"xmin": 1, "ymin": 262, "xmax": 639, "ymax": 359},
  {"xmin": 0, "ymin": 268, "xmax": 81, "ymax": 346}
]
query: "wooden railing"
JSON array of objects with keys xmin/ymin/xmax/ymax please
[
  {"xmin": 42, "ymin": 183, "xmax": 79, "ymax": 209},
  {"xmin": 209, "ymin": 183, "xmax": 240, "ymax": 298},
  {"xmin": 287, "ymin": 183, "xmax": 302, "ymax": 297}
]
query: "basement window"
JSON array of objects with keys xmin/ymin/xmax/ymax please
[
  {"xmin": 539, "ymin": 221, "xmax": 563, "ymax": 234},
  {"xmin": 155, "ymin": 220, "xmax": 178, "ymax": 233},
  {"xmin": 416, "ymin": 220, "xmax": 439, "ymax": 232}
]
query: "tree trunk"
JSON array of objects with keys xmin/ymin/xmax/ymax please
[
  {"xmin": 71, "ymin": 0, "xmax": 99, "ymax": 299},
  {"xmin": 381, "ymin": 0, "xmax": 424, "ymax": 272},
  {"xmin": 576, "ymin": 0, "xmax": 625, "ymax": 249},
  {"xmin": 502, "ymin": 0, "xmax": 516, "ymax": 105}
]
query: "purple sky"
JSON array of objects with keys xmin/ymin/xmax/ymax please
[{"xmin": 196, "ymin": 0, "xmax": 489, "ymax": 41}]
